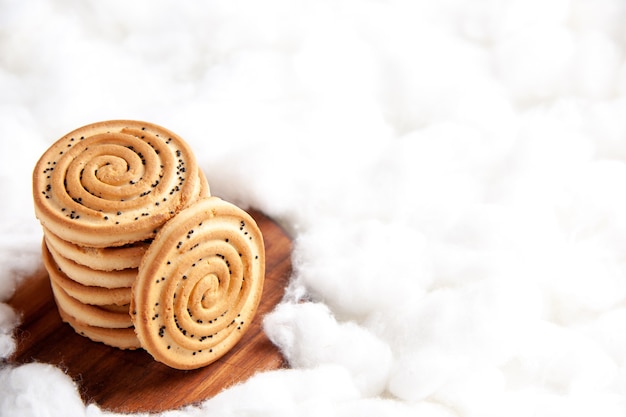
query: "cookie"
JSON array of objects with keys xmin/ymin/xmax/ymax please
[
  {"xmin": 196, "ymin": 167, "xmax": 211, "ymax": 200},
  {"xmin": 131, "ymin": 197, "xmax": 265, "ymax": 370},
  {"xmin": 33, "ymin": 120, "xmax": 203, "ymax": 248},
  {"xmin": 42, "ymin": 240, "xmax": 131, "ymax": 306},
  {"xmin": 99, "ymin": 303, "xmax": 132, "ymax": 314},
  {"xmin": 45, "ymin": 238, "xmax": 137, "ymax": 289},
  {"xmin": 43, "ymin": 228, "xmax": 149, "ymax": 271},
  {"xmin": 50, "ymin": 280, "xmax": 133, "ymax": 329},
  {"xmin": 58, "ymin": 307, "xmax": 140, "ymax": 350}
]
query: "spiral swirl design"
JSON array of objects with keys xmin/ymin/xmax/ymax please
[
  {"xmin": 131, "ymin": 197, "xmax": 265, "ymax": 370},
  {"xmin": 33, "ymin": 120, "xmax": 205, "ymax": 247}
]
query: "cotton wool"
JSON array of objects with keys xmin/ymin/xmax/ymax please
[
  {"xmin": 263, "ymin": 302, "xmax": 392, "ymax": 397},
  {"xmin": 0, "ymin": 363, "xmax": 86, "ymax": 417},
  {"xmin": 494, "ymin": 24, "xmax": 575, "ymax": 102},
  {"xmin": 0, "ymin": 303, "xmax": 19, "ymax": 359},
  {"xmin": 288, "ymin": 218, "xmax": 432, "ymax": 319},
  {"xmin": 184, "ymin": 365, "xmax": 361, "ymax": 417}
]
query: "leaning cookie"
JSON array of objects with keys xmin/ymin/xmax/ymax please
[
  {"xmin": 131, "ymin": 197, "xmax": 265, "ymax": 370},
  {"xmin": 33, "ymin": 120, "xmax": 204, "ymax": 248}
]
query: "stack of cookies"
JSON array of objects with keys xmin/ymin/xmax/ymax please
[{"xmin": 32, "ymin": 120, "xmax": 265, "ymax": 369}]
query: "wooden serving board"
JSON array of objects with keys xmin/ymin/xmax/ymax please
[{"xmin": 8, "ymin": 209, "xmax": 292, "ymax": 413}]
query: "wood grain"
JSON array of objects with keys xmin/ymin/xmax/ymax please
[{"xmin": 7, "ymin": 209, "xmax": 292, "ymax": 413}]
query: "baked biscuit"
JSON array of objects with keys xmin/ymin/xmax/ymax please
[
  {"xmin": 50, "ymin": 280, "xmax": 133, "ymax": 329},
  {"xmin": 43, "ymin": 228, "xmax": 149, "ymax": 271},
  {"xmin": 45, "ymin": 239, "xmax": 137, "ymax": 289},
  {"xmin": 42, "ymin": 167, "xmax": 208, "ymax": 273},
  {"xmin": 42, "ymin": 240, "xmax": 131, "ymax": 306},
  {"xmin": 33, "ymin": 120, "xmax": 203, "ymax": 248},
  {"xmin": 58, "ymin": 307, "xmax": 140, "ymax": 350},
  {"xmin": 131, "ymin": 197, "xmax": 265, "ymax": 370}
]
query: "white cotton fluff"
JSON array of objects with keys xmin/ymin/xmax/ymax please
[
  {"xmin": 577, "ymin": 307, "xmax": 626, "ymax": 368},
  {"xmin": 502, "ymin": 321, "xmax": 618, "ymax": 395},
  {"xmin": 494, "ymin": 24, "xmax": 575, "ymax": 103},
  {"xmin": 263, "ymin": 302, "xmax": 392, "ymax": 397},
  {"xmin": 545, "ymin": 160, "xmax": 626, "ymax": 321},
  {"xmin": 492, "ymin": 323, "xmax": 624, "ymax": 417},
  {"xmin": 333, "ymin": 397, "xmax": 456, "ymax": 417},
  {"xmin": 288, "ymin": 218, "xmax": 433, "ymax": 319},
  {"xmin": 179, "ymin": 366, "xmax": 360, "ymax": 417},
  {"xmin": 492, "ymin": 387, "xmax": 625, "ymax": 417},
  {"xmin": 380, "ymin": 279, "xmax": 543, "ymax": 402},
  {"xmin": 0, "ymin": 304, "xmax": 19, "ymax": 360},
  {"xmin": 0, "ymin": 247, "xmax": 44, "ymax": 305},
  {"xmin": 0, "ymin": 107, "xmax": 53, "ymax": 305},
  {"xmin": 586, "ymin": 99, "xmax": 626, "ymax": 161},
  {"xmin": 0, "ymin": 363, "xmax": 86, "ymax": 417},
  {"xmin": 457, "ymin": 0, "xmax": 570, "ymax": 41},
  {"xmin": 570, "ymin": 31, "xmax": 622, "ymax": 98}
]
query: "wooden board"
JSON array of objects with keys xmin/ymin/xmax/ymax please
[{"xmin": 7, "ymin": 209, "xmax": 292, "ymax": 413}]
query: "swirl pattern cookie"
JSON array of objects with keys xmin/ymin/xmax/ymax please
[
  {"xmin": 33, "ymin": 120, "xmax": 207, "ymax": 248},
  {"xmin": 131, "ymin": 197, "xmax": 265, "ymax": 370}
]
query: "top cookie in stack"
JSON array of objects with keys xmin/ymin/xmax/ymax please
[
  {"xmin": 32, "ymin": 120, "xmax": 210, "ymax": 349},
  {"xmin": 33, "ymin": 120, "xmax": 210, "ymax": 248}
]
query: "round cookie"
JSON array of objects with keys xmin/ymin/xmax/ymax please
[
  {"xmin": 99, "ymin": 303, "xmax": 132, "ymax": 314},
  {"xmin": 41, "ymin": 166, "xmax": 208, "ymax": 272},
  {"xmin": 43, "ymin": 228, "xmax": 149, "ymax": 271},
  {"xmin": 50, "ymin": 280, "xmax": 133, "ymax": 329},
  {"xmin": 131, "ymin": 197, "xmax": 265, "ymax": 370},
  {"xmin": 196, "ymin": 167, "xmax": 211, "ymax": 200},
  {"xmin": 42, "ymin": 240, "xmax": 132, "ymax": 306},
  {"xmin": 58, "ymin": 307, "xmax": 140, "ymax": 350},
  {"xmin": 33, "ymin": 120, "xmax": 202, "ymax": 248},
  {"xmin": 45, "ymin": 239, "xmax": 137, "ymax": 289}
]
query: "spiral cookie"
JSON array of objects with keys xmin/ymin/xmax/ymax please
[
  {"xmin": 131, "ymin": 197, "xmax": 265, "ymax": 370},
  {"xmin": 33, "ymin": 120, "xmax": 205, "ymax": 248},
  {"xmin": 41, "ymin": 166, "xmax": 208, "ymax": 272}
]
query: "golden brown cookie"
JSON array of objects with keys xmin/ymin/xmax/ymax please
[
  {"xmin": 50, "ymin": 280, "xmax": 133, "ymax": 329},
  {"xmin": 58, "ymin": 307, "xmax": 140, "ymax": 350},
  {"xmin": 196, "ymin": 167, "xmax": 211, "ymax": 200},
  {"xmin": 43, "ymin": 228, "xmax": 149, "ymax": 271},
  {"xmin": 42, "ymin": 240, "xmax": 131, "ymax": 306},
  {"xmin": 33, "ymin": 120, "xmax": 203, "ymax": 248},
  {"xmin": 45, "ymin": 239, "xmax": 137, "ymax": 289},
  {"xmin": 99, "ymin": 303, "xmax": 132, "ymax": 314},
  {"xmin": 131, "ymin": 197, "xmax": 265, "ymax": 370}
]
